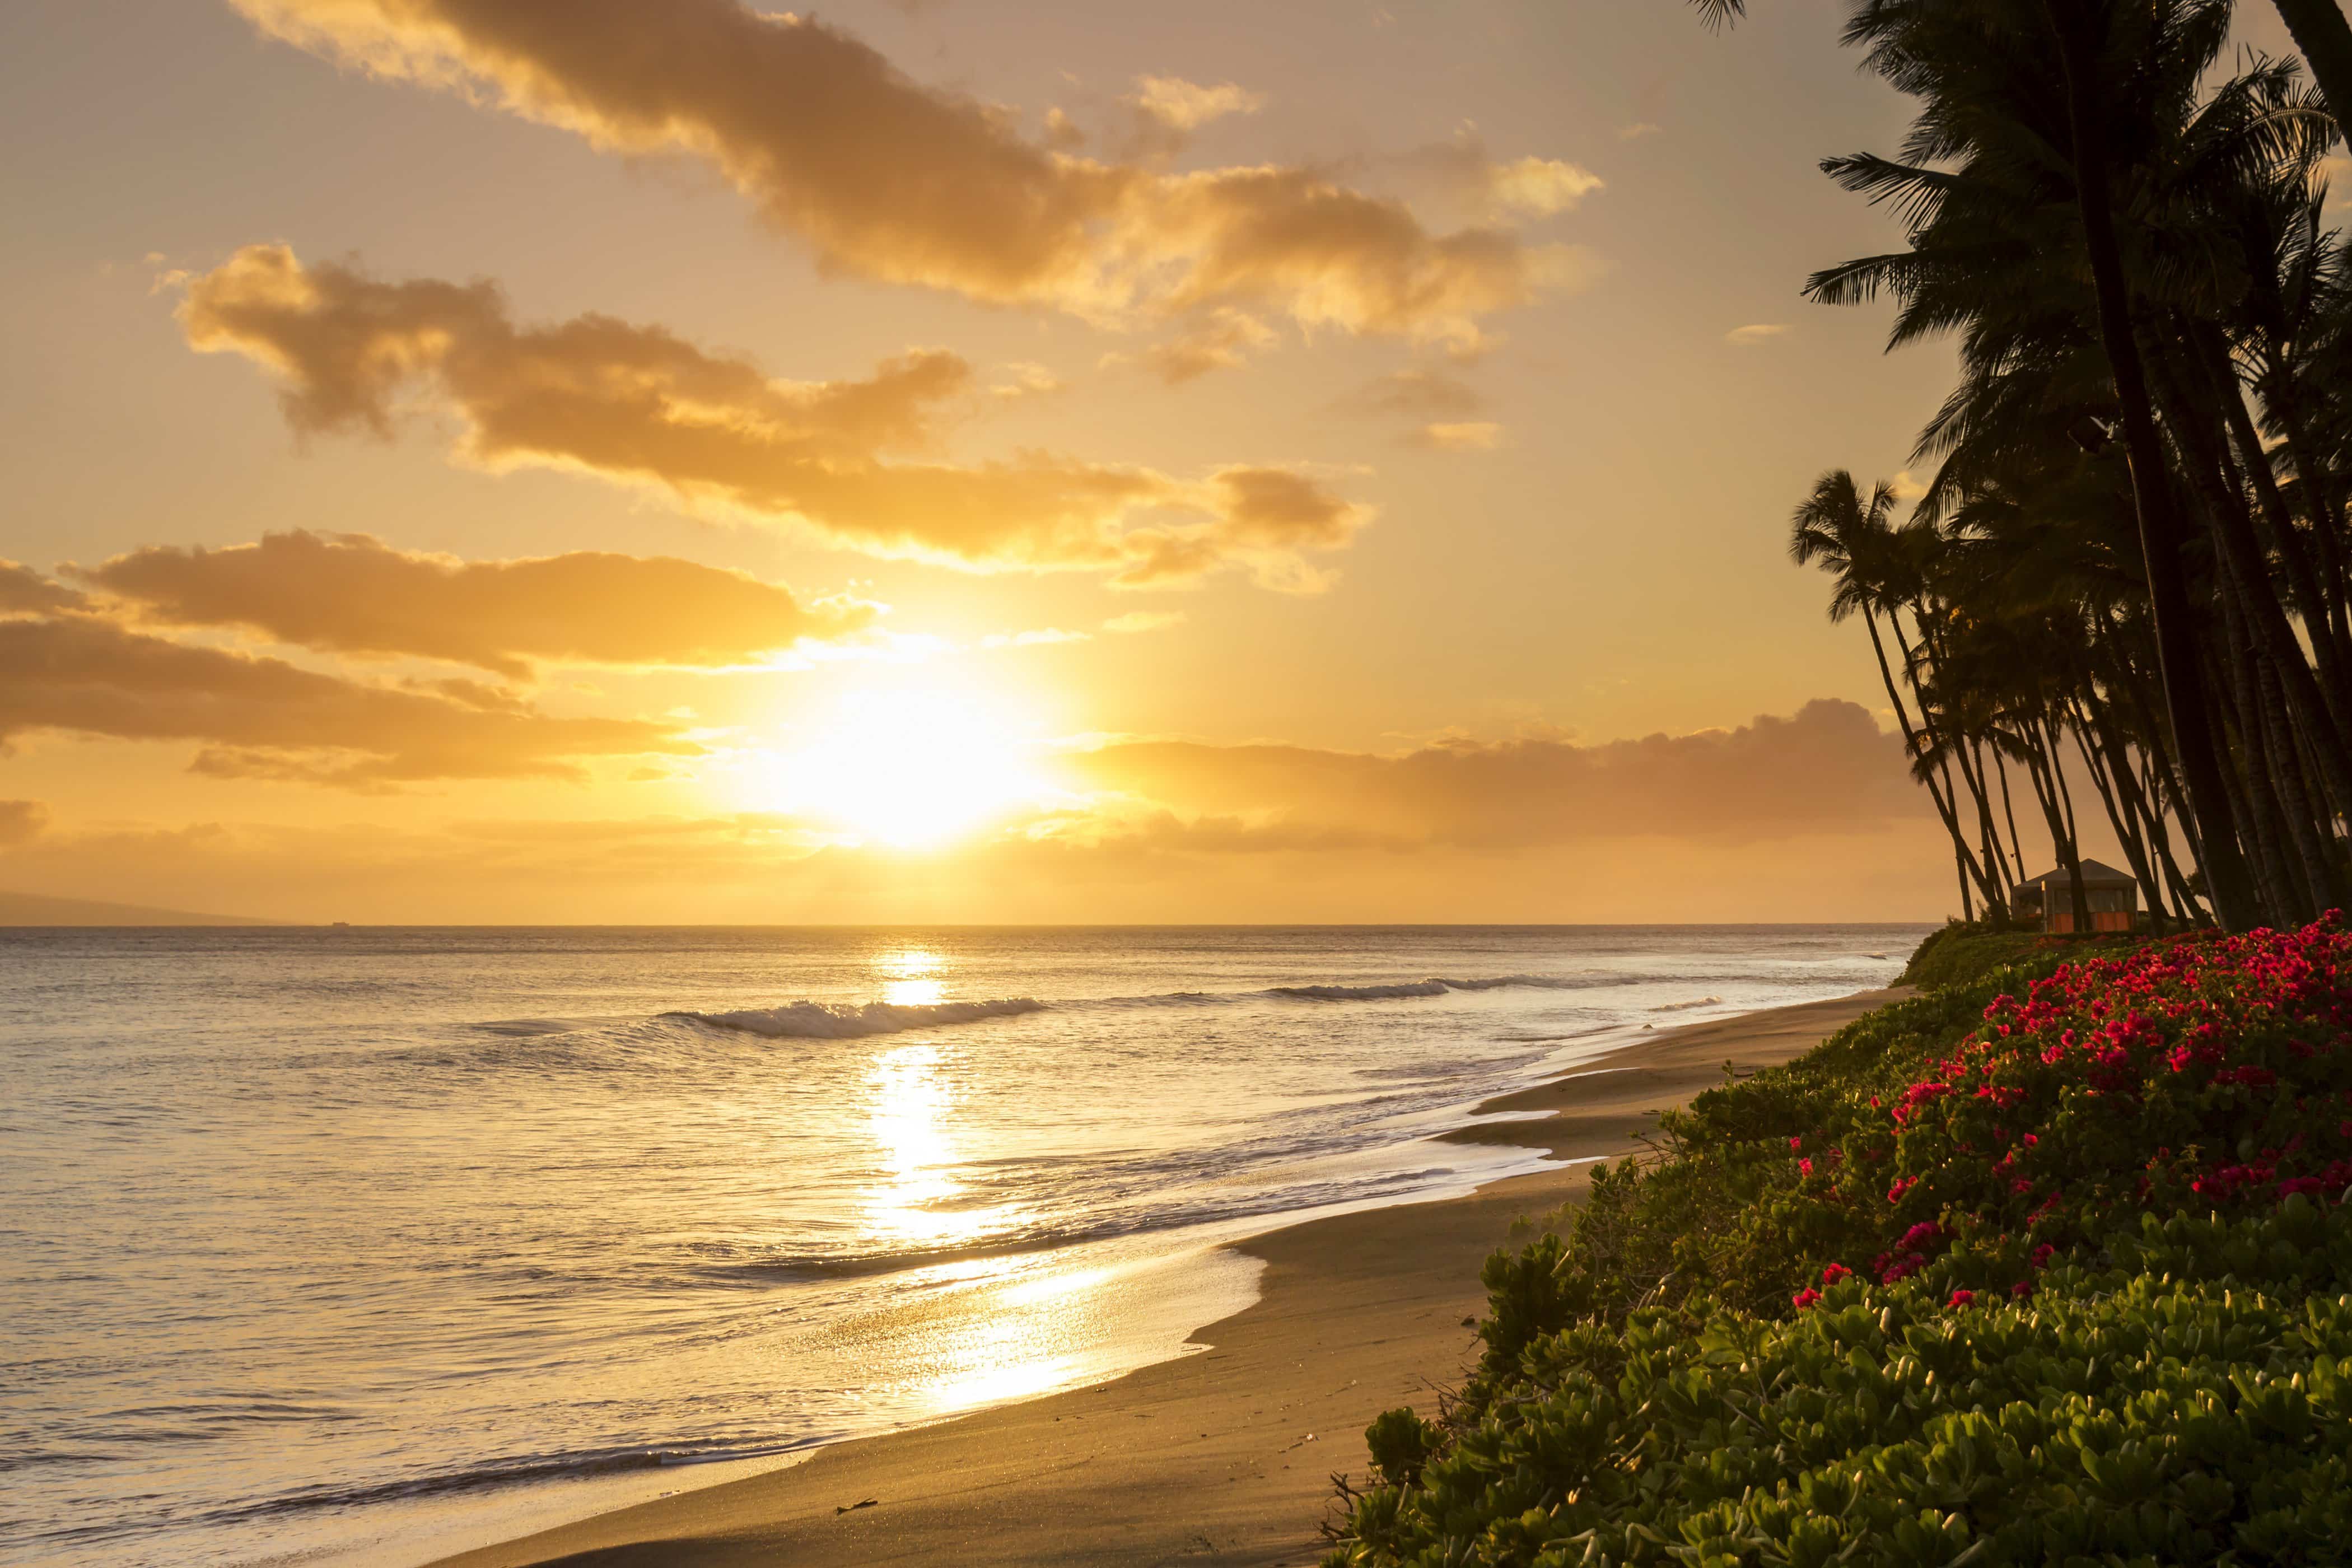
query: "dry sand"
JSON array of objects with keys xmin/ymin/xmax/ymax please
[{"xmin": 432, "ymin": 987, "xmax": 1908, "ymax": 1568}]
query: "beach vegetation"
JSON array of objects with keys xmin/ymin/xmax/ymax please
[{"xmin": 1326, "ymin": 920, "xmax": 2352, "ymax": 1566}]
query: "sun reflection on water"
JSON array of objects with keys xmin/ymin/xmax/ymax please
[{"xmin": 874, "ymin": 947, "xmax": 946, "ymax": 1007}]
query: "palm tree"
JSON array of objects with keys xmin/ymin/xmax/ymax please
[
  {"xmin": 1688, "ymin": 0, "xmax": 2352, "ymax": 144},
  {"xmin": 1790, "ymin": 471, "xmax": 2006, "ymax": 914}
]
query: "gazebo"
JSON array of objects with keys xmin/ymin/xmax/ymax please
[{"xmin": 2012, "ymin": 858, "xmax": 2139, "ymax": 934}]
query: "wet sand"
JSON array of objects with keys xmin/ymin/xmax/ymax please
[{"xmin": 431, "ymin": 987, "xmax": 1907, "ymax": 1568}]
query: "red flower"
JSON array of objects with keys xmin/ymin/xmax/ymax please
[
  {"xmin": 1791, "ymin": 1288, "xmax": 1821, "ymax": 1310},
  {"xmin": 1820, "ymin": 1263, "xmax": 1852, "ymax": 1285},
  {"xmin": 1948, "ymin": 1289, "xmax": 1975, "ymax": 1307}
]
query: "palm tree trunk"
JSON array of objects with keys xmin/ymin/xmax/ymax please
[
  {"xmin": 2200, "ymin": 332, "xmax": 2352, "ymax": 714},
  {"xmin": 2218, "ymin": 575, "xmax": 2310, "ymax": 921},
  {"xmin": 2149, "ymin": 335, "xmax": 2352, "ymax": 825},
  {"xmin": 2253, "ymin": 344, "xmax": 2352, "ymax": 661},
  {"xmin": 2040, "ymin": 712, "xmax": 2096, "ymax": 934},
  {"xmin": 2045, "ymin": 0, "xmax": 2262, "ymax": 929},
  {"xmin": 2271, "ymin": 0, "xmax": 2352, "ymax": 139},
  {"xmin": 1862, "ymin": 609, "xmax": 1995, "ymax": 905},
  {"xmin": 1994, "ymin": 749, "xmax": 2029, "ymax": 881},
  {"xmin": 2069, "ymin": 692, "xmax": 2168, "ymax": 932}
]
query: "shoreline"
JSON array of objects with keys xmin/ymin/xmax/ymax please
[{"xmin": 426, "ymin": 985, "xmax": 1907, "ymax": 1568}]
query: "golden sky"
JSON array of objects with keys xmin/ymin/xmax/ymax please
[{"xmin": 0, "ymin": 0, "xmax": 2172, "ymax": 922}]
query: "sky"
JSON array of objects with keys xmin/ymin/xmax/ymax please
[{"xmin": 0, "ymin": 0, "xmax": 2182, "ymax": 923}]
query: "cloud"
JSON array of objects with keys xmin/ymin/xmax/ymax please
[
  {"xmin": 1412, "ymin": 126, "xmax": 1604, "ymax": 221},
  {"xmin": 69, "ymin": 530, "xmax": 876, "ymax": 678},
  {"xmin": 1, "ymin": 559, "xmax": 88, "ymax": 615},
  {"xmin": 1102, "ymin": 610, "xmax": 1186, "ymax": 634},
  {"xmin": 989, "ymin": 361, "xmax": 1065, "ymax": 400},
  {"xmin": 0, "ymin": 800, "xmax": 48, "ymax": 848},
  {"xmin": 1127, "ymin": 75, "xmax": 1265, "ymax": 131},
  {"xmin": 1482, "ymin": 156, "xmax": 1606, "ymax": 218},
  {"xmin": 226, "ymin": 0, "xmax": 1581, "ymax": 344},
  {"xmin": 0, "ymin": 610, "xmax": 694, "ymax": 787},
  {"xmin": 0, "ymin": 702, "xmax": 1959, "ymax": 920},
  {"xmin": 1725, "ymin": 323, "xmax": 1791, "ymax": 346},
  {"xmin": 181, "ymin": 245, "xmax": 1370, "ymax": 589},
  {"xmin": 1110, "ymin": 307, "xmax": 1277, "ymax": 384},
  {"xmin": 1110, "ymin": 467, "xmax": 1369, "ymax": 591},
  {"xmin": 1065, "ymin": 699, "xmax": 1925, "ymax": 848},
  {"xmin": 1404, "ymin": 421, "xmax": 1504, "ymax": 451},
  {"xmin": 1617, "ymin": 122, "xmax": 1662, "ymax": 141},
  {"xmin": 1336, "ymin": 368, "xmax": 1488, "ymax": 419}
]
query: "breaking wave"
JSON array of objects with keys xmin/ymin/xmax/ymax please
[
  {"xmin": 665, "ymin": 997, "xmax": 1049, "ymax": 1039},
  {"xmin": 1265, "ymin": 974, "xmax": 1626, "ymax": 1003},
  {"xmin": 665, "ymin": 974, "xmax": 1635, "ymax": 1034},
  {"xmin": 1649, "ymin": 995, "xmax": 1725, "ymax": 1012},
  {"xmin": 1269, "ymin": 981, "xmax": 1452, "ymax": 1001}
]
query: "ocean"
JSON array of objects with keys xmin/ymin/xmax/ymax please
[{"xmin": 0, "ymin": 924, "xmax": 1922, "ymax": 1567}]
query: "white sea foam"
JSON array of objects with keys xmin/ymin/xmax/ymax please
[
  {"xmin": 1650, "ymin": 995, "xmax": 1725, "ymax": 1012},
  {"xmin": 667, "ymin": 997, "xmax": 1048, "ymax": 1038},
  {"xmin": 1265, "ymin": 974, "xmax": 1621, "ymax": 1002}
]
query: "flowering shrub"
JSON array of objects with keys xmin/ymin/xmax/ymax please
[
  {"xmin": 1326, "ymin": 921, "xmax": 2352, "ymax": 1567},
  {"xmin": 1795, "ymin": 918, "xmax": 2352, "ymax": 1296}
]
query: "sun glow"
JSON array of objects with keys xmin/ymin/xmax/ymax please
[{"xmin": 762, "ymin": 689, "xmax": 1051, "ymax": 848}]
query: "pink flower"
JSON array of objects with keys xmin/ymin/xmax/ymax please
[
  {"xmin": 1791, "ymin": 1288, "xmax": 1821, "ymax": 1310},
  {"xmin": 2012, "ymin": 1280, "xmax": 2033, "ymax": 1299},
  {"xmin": 1821, "ymin": 1263, "xmax": 1852, "ymax": 1285},
  {"xmin": 1948, "ymin": 1290, "xmax": 1975, "ymax": 1307},
  {"xmin": 1789, "ymin": 1136, "xmax": 1803, "ymax": 1151},
  {"xmin": 1798, "ymin": 1158, "xmax": 1815, "ymax": 1177}
]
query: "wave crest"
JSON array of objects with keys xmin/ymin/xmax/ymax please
[
  {"xmin": 1265, "ymin": 974, "xmax": 1626, "ymax": 1003},
  {"xmin": 665, "ymin": 997, "xmax": 1048, "ymax": 1039}
]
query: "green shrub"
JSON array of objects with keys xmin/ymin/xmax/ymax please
[
  {"xmin": 1328, "ymin": 920, "xmax": 2352, "ymax": 1567},
  {"xmin": 1332, "ymin": 1248, "xmax": 2352, "ymax": 1567},
  {"xmin": 1898, "ymin": 923, "xmax": 2126, "ymax": 991}
]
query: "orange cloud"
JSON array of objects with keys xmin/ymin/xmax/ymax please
[
  {"xmin": 181, "ymin": 245, "xmax": 1370, "ymax": 589},
  {"xmin": 225, "ymin": 0, "xmax": 1583, "ymax": 345},
  {"xmin": 0, "ymin": 611, "xmax": 694, "ymax": 787},
  {"xmin": 1, "ymin": 559, "xmax": 87, "ymax": 614},
  {"xmin": 0, "ymin": 799, "xmax": 48, "ymax": 847},
  {"xmin": 1111, "ymin": 308, "xmax": 1277, "ymax": 384},
  {"xmin": 72, "ymin": 530, "xmax": 876, "ymax": 678},
  {"xmin": 1066, "ymin": 699, "xmax": 1925, "ymax": 847},
  {"xmin": 1410, "ymin": 127, "xmax": 1606, "ymax": 222},
  {"xmin": 1127, "ymin": 75, "xmax": 1266, "ymax": 132},
  {"xmin": 1405, "ymin": 421, "xmax": 1505, "ymax": 452}
]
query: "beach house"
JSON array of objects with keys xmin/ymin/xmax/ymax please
[{"xmin": 2010, "ymin": 858, "xmax": 2139, "ymax": 934}]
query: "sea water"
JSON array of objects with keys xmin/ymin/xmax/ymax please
[{"xmin": 0, "ymin": 925, "xmax": 1921, "ymax": 1566}]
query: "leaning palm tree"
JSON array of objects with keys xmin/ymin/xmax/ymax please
[
  {"xmin": 1792, "ymin": 0, "xmax": 2279, "ymax": 925},
  {"xmin": 1686, "ymin": 0, "xmax": 2352, "ymax": 146},
  {"xmin": 1790, "ymin": 470, "xmax": 2003, "ymax": 914}
]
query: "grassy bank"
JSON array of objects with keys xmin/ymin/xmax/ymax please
[
  {"xmin": 1326, "ymin": 921, "xmax": 2352, "ymax": 1566},
  {"xmin": 1895, "ymin": 922, "xmax": 2143, "ymax": 991}
]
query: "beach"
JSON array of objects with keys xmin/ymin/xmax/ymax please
[{"xmin": 430, "ymin": 986, "xmax": 1906, "ymax": 1568}]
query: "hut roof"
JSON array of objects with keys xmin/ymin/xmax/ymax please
[{"xmin": 2021, "ymin": 858, "xmax": 2137, "ymax": 889}]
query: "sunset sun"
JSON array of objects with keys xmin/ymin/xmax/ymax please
[{"xmin": 764, "ymin": 689, "xmax": 1050, "ymax": 848}]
